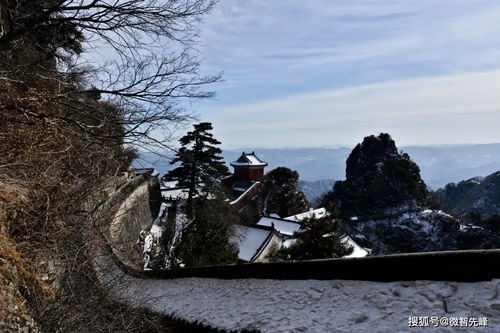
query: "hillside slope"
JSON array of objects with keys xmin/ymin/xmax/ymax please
[{"xmin": 435, "ymin": 171, "xmax": 500, "ymax": 219}]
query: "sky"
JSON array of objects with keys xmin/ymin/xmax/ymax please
[{"xmin": 187, "ymin": 0, "xmax": 500, "ymax": 148}]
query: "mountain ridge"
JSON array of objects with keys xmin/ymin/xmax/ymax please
[{"xmin": 134, "ymin": 144, "xmax": 500, "ymax": 203}]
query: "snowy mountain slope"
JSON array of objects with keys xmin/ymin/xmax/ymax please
[{"xmin": 346, "ymin": 210, "xmax": 460, "ymax": 255}]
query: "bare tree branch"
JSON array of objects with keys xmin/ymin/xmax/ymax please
[{"xmin": 0, "ymin": 0, "xmax": 220, "ymax": 149}]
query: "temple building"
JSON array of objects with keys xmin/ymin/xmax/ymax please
[
  {"xmin": 229, "ymin": 151, "xmax": 268, "ymax": 181},
  {"xmin": 222, "ymin": 152, "xmax": 268, "ymax": 205}
]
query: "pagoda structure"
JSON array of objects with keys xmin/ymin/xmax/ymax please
[{"xmin": 229, "ymin": 151, "xmax": 268, "ymax": 181}]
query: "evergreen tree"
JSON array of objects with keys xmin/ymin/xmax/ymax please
[
  {"xmin": 167, "ymin": 122, "xmax": 229, "ymax": 211},
  {"xmin": 261, "ymin": 167, "xmax": 309, "ymax": 217},
  {"xmin": 269, "ymin": 216, "xmax": 353, "ymax": 261},
  {"xmin": 174, "ymin": 184, "xmax": 238, "ymax": 267}
]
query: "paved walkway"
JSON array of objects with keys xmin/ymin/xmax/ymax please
[{"xmin": 93, "ymin": 245, "xmax": 500, "ymax": 333}]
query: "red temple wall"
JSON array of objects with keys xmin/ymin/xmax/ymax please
[{"xmin": 234, "ymin": 167, "xmax": 264, "ymax": 180}]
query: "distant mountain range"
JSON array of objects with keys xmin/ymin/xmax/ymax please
[
  {"xmin": 297, "ymin": 179, "xmax": 336, "ymax": 204},
  {"xmin": 133, "ymin": 143, "xmax": 500, "ymax": 201}
]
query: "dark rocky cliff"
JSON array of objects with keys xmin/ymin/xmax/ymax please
[
  {"xmin": 324, "ymin": 133, "xmax": 500, "ymax": 255},
  {"xmin": 325, "ymin": 133, "xmax": 428, "ymax": 219}
]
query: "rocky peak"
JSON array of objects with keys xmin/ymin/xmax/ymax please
[
  {"xmin": 323, "ymin": 134, "xmax": 500, "ymax": 255},
  {"xmin": 346, "ymin": 133, "xmax": 398, "ymax": 180},
  {"xmin": 329, "ymin": 133, "xmax": 428, "ymax": 218}
]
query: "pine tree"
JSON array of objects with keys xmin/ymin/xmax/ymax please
[
  {"xmin": 167, "ymin": 122, "xmax": 229, "ymax": 212},
  {"xmin": 261, "ymin": 167, "xmax": 309, "ymax": 217},
  {"xmin": 269, "ymin": 216, "xmax": 353, "ymax": 261},
  {"xmin": 173, "ymin": 184, "xmax": 238, "ymax": 267}
]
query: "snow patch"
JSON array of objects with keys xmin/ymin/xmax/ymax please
[{"xmin": 285, "ymin": 207, "xmax": 327, "ymax": 222}]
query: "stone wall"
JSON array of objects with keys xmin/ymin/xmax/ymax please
[{"xmin": 105, "ymin": 175, "xmax": 161, "ymax": 270}]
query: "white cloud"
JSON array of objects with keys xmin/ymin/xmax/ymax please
[
  {"xmin": 199, "ymin": 0, "xmax": 500, "ymax": 94},
  {"xmin": 201, "ymin": 70, "xmax": 500, "ymax": 146},
  {"xmin": 188, "ymin": 1, "xmax": 500, "ymax": 147}
]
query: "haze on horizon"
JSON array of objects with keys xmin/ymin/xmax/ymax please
[{"xmin": 190, "ymin": 0, "xmax": 500, "ymax": 148}]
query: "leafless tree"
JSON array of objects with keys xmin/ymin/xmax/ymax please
[
  {"xmin": 0, "ymin": 0, "xmax": 220, "ymax": 150},
  {"xmin": 0, "ymin": 2, "xmax": 223, "ymax": 330}
]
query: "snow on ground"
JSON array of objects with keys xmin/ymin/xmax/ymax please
[{"xmin": 94, "ymin": 247, "xmax": 500, "ymax": 333}]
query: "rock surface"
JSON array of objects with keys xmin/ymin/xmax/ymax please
[
  {"xmin": 327, "ymin": 133, "xmax": 427, "ymax": 219},
  {"xmin": 347, "ymin": 210, "xmax": 460, "ymax": 255}
]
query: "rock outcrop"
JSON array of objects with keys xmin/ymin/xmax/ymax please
[
  {"xmin": 326, "ymin": 133, "xmax": 467, "ymax": 255},
  {"xmin": 328, "ymin": 133, "xmax": 427, "ymax": 219},
  {"xmin": 328, "ymin": 134, "xmax": 500, "ymax": 254},
  {"xmin": 349, "ymin": 210, "xmax": 460, "ymax": 255}
]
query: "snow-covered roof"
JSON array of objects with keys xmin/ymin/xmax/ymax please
[
  {"xmin": 229, "ymin": 181, "xmax": 260, "ymax": 205},
  {"xmin": 285, "ymin": 208, "xmax": 327, "ymax": 222},
  {"xmin": 161, "ymin": 183, "xmax": 215, "ymax": 201},
  {"xmin": 232, "ymin": 225, "xmax": 276, "ymax": 262},
  {"xmin": 257, "ymin": 216, "xmax": 302, "ymax": 237},
  {"xmin": 230, "ymin": 152, "xmax": 267, "ymax": 167},
  {"xmin": 339, "ymin": 235, "xmax": 370, "ymax": 258}
]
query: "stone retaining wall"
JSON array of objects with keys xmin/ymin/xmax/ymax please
[{"xmin": 98, "ymin": 174, "xmax": 160, "ymax": 270}]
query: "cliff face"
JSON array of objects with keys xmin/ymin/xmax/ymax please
[
  {"xmin": 435, "ymin": 171, "xmax": 500, "ymax": 219},
  {"xmin": 108, "ymin": 175, "xmax": 161, "ymax": 270},
  {"xmin": 329, "ymin": 133, "xmax": 428, "ymax": 219}
]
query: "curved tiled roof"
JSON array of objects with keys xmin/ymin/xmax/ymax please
[{"xmin": 230, "ymin": 151, "xmax": 267, "ymax": 167}]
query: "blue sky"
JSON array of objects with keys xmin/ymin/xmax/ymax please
[{"xmin": 187, "ymin": 0, "xmax": 500, "ymax": 147}]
